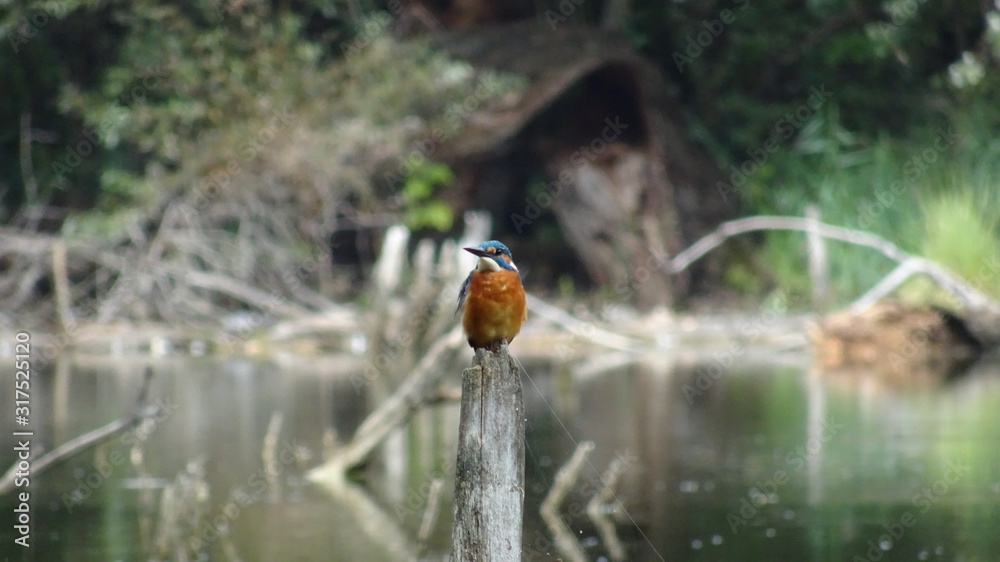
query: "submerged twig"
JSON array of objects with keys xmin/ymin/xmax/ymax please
[
  {"xmin": 262, "ymin": 411, "xmax": 284, "ymax": 487},
  {"xmin": 307, "ymin": 325, "xmax": 465, "ymax": 485},
  {"xmin": 540, "ymin": 441, "xmax": 595, "ymax": 562},
  {"xmin": 586, "ymin": 455, "xmax": 630, "ymax": 561},
  {"xmin": 0, "ymin": 368, "xmax": 160, "ymax": 496},
  {"xmin": 416, "ymin": 477, "xmax": 445, "ymax": 553}
]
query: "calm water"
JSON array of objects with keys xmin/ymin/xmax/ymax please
[{"xmin": 2, "ymin": 349, "xmax": 999, "ymax": 561}]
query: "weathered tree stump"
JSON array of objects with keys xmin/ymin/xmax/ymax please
[
  {"xmin": 429, "ymin": 22, "xmax": 737, "ymax": 309},
  {"xmin": 451, "ymin": 345, "xmax": 525, "ymax": 561}
]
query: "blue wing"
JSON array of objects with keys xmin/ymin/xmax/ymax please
[{"xmin": 455, "ymin": 271, "xmax": 473, "ymax": 318}]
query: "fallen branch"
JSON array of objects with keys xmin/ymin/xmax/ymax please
[
  {"xmin": 850, "ymin": 259, "xmax": 922, "ymax": 311},
  {"xmin": 526, "ymin": 294, "xmax": 646, "ymax": 353},
  {"xmin": 0, "ymin": 368, "xmax": 160, "ymax": 496},
  {"xmin": 586, "ymin": 454, "xmax": 629, "ymax": 562},
  {"xmin": 177, "ymin": 269, "xmax": 314, "ymax": 318},
  {"xmin": 307, "ymin": 325, "xmax": 465, "ymax": 485},
  {"xmin": 540, "ymin": 440, "xmax": 595, "ymax": 562},
  {"xmin": 0, "ymin": 165, "xmax": 348, "ymax": 326},
  {"xmin": 262, "ymin": 411, "xmax": 284, "ymax": 487},
  {"xmin": 416, "ymin": 477, "xmax": 445, "ymax": 554},
  {"xmin": 316, "ymin": 476, "xmax": 417, "ymax": 558},
  {"xmin": 669, "ymin": 215, "xmax": 1000, "ymax": 345},
  {"xmin": 670, "ymin": 216, "xmax": 912, "ymax": 274}
]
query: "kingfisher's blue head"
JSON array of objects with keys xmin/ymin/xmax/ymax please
[{"xmin": 464, "ymin": 240, "xmax": 518, "ymax": 272}]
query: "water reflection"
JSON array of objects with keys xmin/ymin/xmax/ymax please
[{"xmin": 1, "ymin": 351, "xmax": 998, "ymax": 561}]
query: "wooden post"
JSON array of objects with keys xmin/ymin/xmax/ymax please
[
  {"xmin": 805, "ymin": 204, "xmax": 830, "ymax": 309},
  {"xmin": 451, "ymin": 345, "xmax": 525, "ymax": 561}
]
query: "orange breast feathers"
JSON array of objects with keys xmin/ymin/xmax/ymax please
[{"xmin": 461, "ymin": 268, "xmax": 527, "ymax": 350}]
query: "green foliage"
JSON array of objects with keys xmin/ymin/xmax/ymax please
[
  {"xmin": 737, "ymin": 92, "xmax": 1000, "ymax": 307},
  {"xmin": 61, "ymin": 205, "xmax": 145, "ymax": 238},
  {"xmin": 557, "ymin": 275, "xmax": 577, "ymax": 299},
  {"xmin": 0, "ymin": 0, "xmax": 326, "ymax": 218},
  {"xmin": 643, "ymin": 0, "xmax": 991, "ymax": 163},
  {"xmin": 721, "ymin": 260, "xmax": 764, "ymax": 295},
  {"xmin": 919, "ymin": 188, "xmax": 1000, "ymax": 301},
  {"xmin": 59, "ymin": 2, "xmax": 327, "ymax": 187},
  {"xmin": 402, "ymin": 161, "xmax": 454, "ymax": 232},
  {"xmin": 0, "ymin": 0, "xmax": 526, "ymax": 231},
  {"xmin": 3, "ymin": 0, "xmax": 999, "ymax": 313}
]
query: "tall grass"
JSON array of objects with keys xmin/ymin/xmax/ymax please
[
  {"xmin": 736, "ymin": 101, "xmax": 1000, "ymax": 308},
  {"xmin": 919, "ymin": 184, "xmax": 1000, "ymax": 301}
]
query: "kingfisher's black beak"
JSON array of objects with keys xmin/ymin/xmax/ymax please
[{"xmin": 464, "ymin": 247, "xmax": 490, "ymax": 258}]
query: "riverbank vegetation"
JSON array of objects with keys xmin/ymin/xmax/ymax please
[
  {"xmin": 2, "ymin": 0, "xmax": 999, "ymax": 330},
  {"xmin": 737, "ymin": 103, "xmax": 1000, "ymax": 307}
]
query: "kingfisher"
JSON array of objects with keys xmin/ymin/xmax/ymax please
[{"xmin": 456, "ymin": 240, "xmax": 527, "ymax": 351}]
